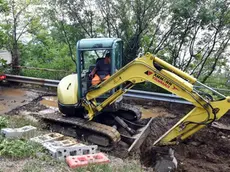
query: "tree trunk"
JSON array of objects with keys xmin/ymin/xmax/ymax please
[{"xmin": 11, "ymin": 45, "xmax": 20, "ymax": 74}]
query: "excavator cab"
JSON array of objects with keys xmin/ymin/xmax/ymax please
[
  {"xmin": 57, "ymin": 38, "xmax": 123, "ymax": 116},
  {"xmin": 76, "ymin": 38, "xmax": 123, "ymax": 99},
  {"xmin": 56, "ymin": 38, "xmax": 153, "ymax": 153}
]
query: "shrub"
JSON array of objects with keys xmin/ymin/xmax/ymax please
[
  {"xmin": 0, "ymin": 139, "xmax": 44, "ymax": 159},
  {"xmin": 0, "ymin": 116, "xmax": 8, "ymax": 130}
]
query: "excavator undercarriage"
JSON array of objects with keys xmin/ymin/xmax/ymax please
[{"xmin": 41, "ymin": 102, "xmax": 153, "ymax": 153}]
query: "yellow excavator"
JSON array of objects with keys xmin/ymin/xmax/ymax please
[{"xmin": 42, "ymin": 38, "xmax": 230, "ymax": 152}]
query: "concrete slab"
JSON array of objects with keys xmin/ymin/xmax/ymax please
[{"xmin": 0, "ymin": 86, "xmax": 39, "ymax": 114}]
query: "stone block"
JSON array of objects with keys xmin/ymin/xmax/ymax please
[
  {"xmin": 30, "ymin": 132, "xmax": 64, "ymax": 144},
  {"xmin": 1, "ymin": 125, "xmax": 37, "ymax": 139},
  {"xmin": 44, "ymin": 143, "xmax": 98, "ymax": 160},
  {"xmin": 66, "ymin": 152, "xmax": 110, "ymax": 168}
]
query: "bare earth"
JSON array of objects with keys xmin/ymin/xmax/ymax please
[{"xmin": 1, "ymin": 86, "xmax": 230, "ymax": 172}]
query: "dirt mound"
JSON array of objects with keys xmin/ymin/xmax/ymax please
[{"xmin": 140, "ymin": 114, "xmax": 230, "ymax": 172}]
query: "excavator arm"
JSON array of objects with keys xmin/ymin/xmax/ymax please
[{"xmin": 83, "ymin": 53, "xmax": 230, "ymax": 145}]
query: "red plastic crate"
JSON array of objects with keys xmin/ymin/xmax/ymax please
[{"xmin": 66, "ymin": 152, "xmax": 110, "ymax": 168}]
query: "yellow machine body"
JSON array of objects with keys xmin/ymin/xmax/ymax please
[
  {"xmin": 81, "ymin": 53, "xmax": 230, "ymax": 145},
  {"xmin": 58, "ymin": 74, "xmax": 78, "ymax": 105},
  {"xmin": 57, "ymin": 45, "xmax": 230, "ymax": 146},
  {"xmin": 57, "ymin": 74, "xmax": 82, "ymax": 116}
]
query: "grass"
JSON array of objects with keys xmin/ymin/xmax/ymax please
[
  {"xmin": 22, "ymin": 160, "xmax": 144, "ymax": 172},
  {"xmin": 4, "ymin": 115, "xmax": 40, "ymax": 128},
  {"xmin": 0, "ymin": 114, "xmax": 45, "ymax": 159},
  {"xmin": 22, "ymin": 160, "xmax": 113, "ymax": 172},
  {"xmin": 0, "ymin": 114, "xmax": 145, "ymax": 172},
  {"xmin": 0, "ymin": 139, "xmax": 44, "ymax": 159},
  {"xmin": 0, "ymin": 116, "xmax": 8, "ymax": 129}
]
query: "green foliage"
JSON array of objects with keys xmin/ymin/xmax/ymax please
[
  {"xmin": 0, "ymin": 58, "xmax": 7, "ymax": 74},
  {"xmin": 0, "ymin": 116, "xmax": 8, "ymax": 129},
  {"xmin": 22, "ymin": 158, "xmax": 143, "ymax": 172},
  {"xmin": 73, "ymin": 162, "xmax": 143, "ymax": 172},
  {"xmin": 0, "ymin": 115, "xmax": 44, "ymax": 159},
  {"xmin": 5, "ymin": 115, "xmax": 39, "ymax": 129},
  {"xmin": 0, "ymin": 0, "xmax": 229, "ymax": 90},
  {"xmin": 0, "ymin": 0, "xmax": 8, "ymax": 13},
  {"xmin": 20, "ymin": 29, "xmax": 76, "ymax": 79},
  {"xmin": 0, "ymin": 139, "xmax": 44, "ymax": 158},
  {"xmin": 0, "ymin": 135, "xmax": 4, "ymax": 143}
]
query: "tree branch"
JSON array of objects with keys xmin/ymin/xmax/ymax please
[{"xmin": 196, "ymin": 25, "xmax": 220, "ymax": 78}]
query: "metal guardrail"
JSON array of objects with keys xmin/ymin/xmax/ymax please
[
  {"xmin": 5, "ymin": 74, "xmax": 191, "ymax": 104},
  {"xmin": 5, "ymin": 74, "xmax": 230, "ymax": 105},
  {"xmin": 5, "ymin": 74, "xmax": 60, "ymax": 87},
  {"xmin": 125, "ymin": 89, "xmax": 191, "ymax": 104}
]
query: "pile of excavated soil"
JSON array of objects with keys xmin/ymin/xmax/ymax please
[{"xmin": 140, "ymin": 111, "xmax": 230, "ymax": 172}]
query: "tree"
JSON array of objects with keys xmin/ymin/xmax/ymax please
[
  {"xmin": 96, "ymin": 0, "xmax": 169, "ymax": 64},
  {"xmin": 148, "ymin": 0, "xmax": 230, "ymax": 83},
  {"xmin": 0, "ymin": 0, "xmax": 8, "ymax": 13},
  {"xmin": 20, "ymin": 28, "xmax": 76, "ymax": 79},
  {"xmin": 42, "ymin": 1, "xmax": 86, "ymax": 64},
  {"xmin": 0, "ymin": 0, "xmax": 41, "ymax": 74}
]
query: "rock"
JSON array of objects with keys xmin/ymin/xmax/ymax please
[
  {"xmin": 38, "ymin": 109, "xmax": 57, "ymax": 115},
  {"xmin": 155, "ymin": 159, "xmax": 176, "ymax": 172},
  {"xmin": 109, "ymin": 155, "xmax": 124, "ymax": 168},
  {"xmin": 6, "ymin": 162, "xmax": 14, "ymax": 167},
  {"xmin": 19, "ymin": 111, "xmax": 39, "ymax": 123},
  {"xmin": 154, "ymin": 148, "xmax": 177, "ymax": 172},
  {"xmin": 36, "ymin": 152, "xmax": 47, "ymax": 159},
  {"xmin": 19, "ymin": 110, "xmax": 33, "ymax": 116},
  {"xmin": 221, "ymin": 136, "xmax": 226, "ymax": 139},
  {"xmin": 147, "ymin": 102, "xmax": 153, "ymax": 106},
  {"xmin": 25, "ymin": 115, "xmax": 39, "ymax": 123},
  {"xmin": 190, "ymin": 141, "xmax": 201, "ymax": 146}
]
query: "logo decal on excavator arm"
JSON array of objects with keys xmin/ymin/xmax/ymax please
[
  {"xmin": 144, "ymin": 70, "xmax": 153, "ymax": 76},
  {"xmin": 145, "ymin": 70, "xmax": 177, "ymax": 90},
  {"xmin": 172, "ymin": 85, "xmax": 179, "ymax": 91}
]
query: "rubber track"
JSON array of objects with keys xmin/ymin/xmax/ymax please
[{"xmin": 41, "ymin": 113, "xmax": 121, "ymax": 151}]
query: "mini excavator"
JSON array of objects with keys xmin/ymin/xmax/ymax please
[{"xmin": 42, "ymin": 38, "xmax": 230, "ymax": 152}]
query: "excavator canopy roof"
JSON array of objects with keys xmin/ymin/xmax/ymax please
[{"xmin": 77, "ymin": 38, "xmax": 122, "ymax": 50}]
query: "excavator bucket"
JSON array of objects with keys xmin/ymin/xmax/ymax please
[{"xmin": 125, "ymin": 118, "xmax": 153, "ymax": 152}]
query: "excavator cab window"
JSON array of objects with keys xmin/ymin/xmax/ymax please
[
  {"xmin": 76, "ymin": 38, "xmax": 123, "ymax": 99},
  {"xmin": 79, "ymin": 50, "xmax": 113, "ymax": 96}
]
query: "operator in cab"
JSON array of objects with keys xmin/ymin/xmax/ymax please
[{"xmin": 89, "ymin": 52, "xmax": 111, "ymax": 86}]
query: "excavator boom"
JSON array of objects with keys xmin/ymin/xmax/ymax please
[{"xmin": 83, "ymin": 53, "xmax": 230, "ymax": 145}]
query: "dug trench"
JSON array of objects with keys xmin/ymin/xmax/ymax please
[
  {"xmin": 134, "ymin": 99, "xmax": 230, "ymax": 172},
  {"xmin": 5, "ymin": 92, "xmax": 230, "ymax": 172},
  {"xmin": 139, "ymin": 115, "xmax": 230, "ymax": 172}
]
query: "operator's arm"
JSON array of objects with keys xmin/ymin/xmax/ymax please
[
  {"xmin": 89, "ymin": 67, "xmax": 97, "ymax": 77},
  {"xmin": 89, "ymin": 61, "xmax": 99, "ymax": 77}
]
